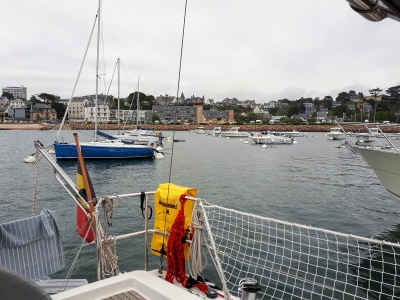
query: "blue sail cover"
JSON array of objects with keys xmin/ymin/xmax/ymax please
[
  {"xmin": 0, "ymin": 209, "xmax": 65, "ymax": 280},
  {"xmin": 96, "ymin": 130, "xmax": 118, "ymax": 140}
]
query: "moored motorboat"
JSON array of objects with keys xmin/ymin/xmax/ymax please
[
  {"xmin": 207, "ymin": 126, "xmax": 222, "ymax": 136},
  {"xmin": 281, "ymin": 130, "xmax": 308, "ymax": 137},
  {"xmin": 355, "ymin": 127, "xmax": 384, "ymax": 143},
  {"xmin": 351, "ymin": 144, "xmax": 400, "ymax": 203},
  {"xmin": 220, "ymin": 127, "xmax": 251, "ymax": 138},
  {"xmin": 251, "ymin": 132, "xmax": 294, "ymax": 144},
  {"xmin": 194, "ymin": 126, "xmax": 207, "ymax": 134},
  {"xmin": 341, "ymin": 123, "xmax": 400, "ymax": 205},
  {"xmin": 325, "ymin": 127, "xmax": 346, "ymax": 140}
]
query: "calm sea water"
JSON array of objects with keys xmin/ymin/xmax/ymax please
[{"xmin": 1, "ymin": 129, "xmax": 400, "ymax": 285}]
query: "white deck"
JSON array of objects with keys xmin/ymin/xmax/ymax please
[{"xmin": 51, "ymin": 270, "xmax": 232, "ymax": 300}]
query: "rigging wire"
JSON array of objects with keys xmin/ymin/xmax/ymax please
[
  {"xmin": 158, "ymin": 0, "xmax": 188, "ymax": 273},
  {"xmin": 56, "ymin": 12, "xmax": 98, "ymax": 140}
]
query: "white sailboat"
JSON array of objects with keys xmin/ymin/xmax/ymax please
[
  {"xmin": 96, "ymin": 66, "xmax": 163, "ymax": 149},
  {"xmin": 108, "ymin": 77, "xmax": 164, "ymax": 148}
]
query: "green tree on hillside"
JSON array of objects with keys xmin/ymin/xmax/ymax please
[
  {"xmin": 2, "ymin": 92, "xmax": 14, "ymax": 100},
  {"xmin": 336, "ymin": 92, "xmax": 350, "ymax": 102},
  {"xmin": 276, "ymin": 108, "xmax": 287, "ymax": 116},
  {"xmin": 348, "ymin": 90, "xmax": 357, "ymax": 97},
  {"xmin": 386, "ymin": 85, "xmax": 400, "ymax": 98},
  {"xmin": 127, "ymin": 92, "xmax": 155, "ymax": 110},
  {"xmin": 369, "ymin": 87, "xmax": 382, "ymax": 122}
]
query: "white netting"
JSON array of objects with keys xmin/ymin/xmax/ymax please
[{"xmin": 197, "ymin": 202, "xmax": 400, "ymax": 300}]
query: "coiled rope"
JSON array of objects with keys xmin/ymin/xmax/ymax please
[
  {"xmin": 99, "ymin": 196, "xmax": 120, "ymax": 278},
  {"xmin": 188, "ymin": 201, "xmax": 207, "ymax": 279},
  {"xmin": 165, "ymin": 194, "xmax": 188, "ymax": 286}
]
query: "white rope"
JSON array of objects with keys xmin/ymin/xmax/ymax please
[
  {"xmin": 100, "ymin": 235, "xmax": 119, "ymax": 278},
  {"xmin": 188, "ymin": 201, "xmax": 207, "ymax": 279},
  {"xmin": 99, "ymin": 196, "xmax": 119, "ymax": 278},
  {"xmin": 32, "ymin": 150, "xmax": 40, "ymax": 216}
]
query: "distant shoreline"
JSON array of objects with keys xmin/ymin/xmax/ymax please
[{"xmin": 70, "ymin": 123, "xmax": 400, "ymax": 133}]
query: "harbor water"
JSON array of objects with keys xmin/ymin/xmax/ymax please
[{"xmin": 1, "ymin": 129, "xmax": 400, "ymax": 288}]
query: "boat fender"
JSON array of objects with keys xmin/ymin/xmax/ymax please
[
  {"xmin": 24, "ymin": 154, "xmax": 36, "ymax": 163},
  {"xmin": 154, "ymin": 148, "xmax": 164, "ymax": 155}
]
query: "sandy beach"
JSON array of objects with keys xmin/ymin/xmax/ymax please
[{"xmin": 0, "ymin": 123, "xmax": 51, "ymax": 130}]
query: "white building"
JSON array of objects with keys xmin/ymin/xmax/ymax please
[
  {"xmin": 110, "ymin": 109, "xmax": 135, "ymax": 122},
  {"xmin": 0, "ymin": 97, "xmax": 10, "ymax": 107},
  {"xmin": 2, "ymin": 86, "xmax": 27, "ymax": 100},
  {"xmin": 68, "ymin": 98, "xmax": 86, "ymax": 122},
  {"xmin": 9, "ymin": 99, "xmax": 26, "ymax": 109},
  {"xmin": 84, "ymin": 101, "xmax": 110, "ymax": 123}
]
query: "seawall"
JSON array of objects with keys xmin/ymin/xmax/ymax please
[{"xmin": 69, "ymin": 123, "xmax": 400, "ymax": 133}]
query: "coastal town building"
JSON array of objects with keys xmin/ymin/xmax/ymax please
[
  {"xmin": 185, "ymin": 95, "xmax": 205, "ymax": 105},
  {"xmin": 350, "ymin": 95, "xmax": 363, "ymax": 102},
  {"xmin": 7, "ymin": 107, "xmax": 25, "ymax": 119},
  {"xmin": 0, "ymin": 97, "xmax": 10, "ymax": 107},
  {"xmin": 150, "ymin": 105, "xmax": 232, "ymax": 124},
  {"xmin": 30, "ymin": 103, "xmax": 57, "ymax": 121},
  {"xmin": 319, "ymin": 107, "xmax": 329, "ymax": 113},
  {"xmin": 9, "ymin": 99, "xmax": 26, "ymax": 109},
  {"xmin": 155, "ymin": 94, "xmax": 176, "ymax": 105},
  {"xmin": 151, "ymin": 105, "xmax": 195, "ymax": 123},
  {"xmin": 304, "ymin": 103, "xmax": 316, "ymax": 116},
  {"xmin": 316, "ymin": 111, "xmax": 328, "ymax": 122},
  {"xmin": 203, "ymin": 109, "xmax": 228, "ymax": 122},
  {"xmin": 347, "ymin": 104, "xmax": 356, "ymax": 111},
  {"xmin": 109, "ymin": 109, "xmax": 135, "ymax": 122},
  {"xmin": 2, "ymin": 85, "xmax": 27, "ymax": 100},
  {"xmin": 68, "ymin": 98, "xmax": 86, "ymax": 122},
  {"xmin": 363, "ymin": 104, "xmax": 373, "ymax": 113},
  {"xmin": 204, "ymin": 98, "xmax": 215, "ymax": 106},
  {"xmin": 365, "ymin": 95, "xmax": 382, "ymax": 101},
  {"xmin": 84, "ymin": 100, "xmax": 110, "ymax": 123}
]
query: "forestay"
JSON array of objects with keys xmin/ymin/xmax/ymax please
[{"xmin": 195, "ymin": 201, "xmax": 400, "ymax": 299}]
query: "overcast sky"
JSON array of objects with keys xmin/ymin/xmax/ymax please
[{"xmin": 2, "ymin": 1, "xmax": 400, "ymax": 104}]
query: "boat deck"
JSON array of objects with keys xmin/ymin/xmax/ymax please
[{"xmin": 102, "ymin": 290, "xmax": 145, "ymax": 300}]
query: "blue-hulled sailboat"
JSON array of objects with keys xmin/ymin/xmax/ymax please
[{"xmin": 53, "ymin": 4, "xmax": 154, "ymax": 161}]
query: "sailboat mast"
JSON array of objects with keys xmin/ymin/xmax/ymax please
[
  {"xmin": 94, "ymin": 0, "xmax": 101, "ymax": 142},
  {"xmin": 117, "ymin": 58, "xmax": 120, "ymax": 134},
  {"xmin": 136, "ymin": 76, "xmax": 140, "ymax": 126}
]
